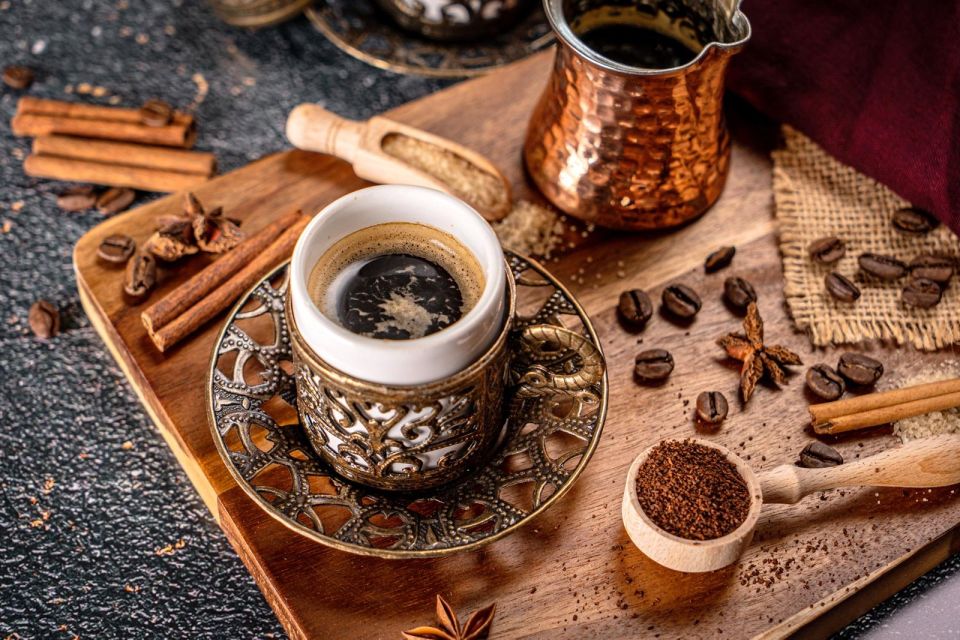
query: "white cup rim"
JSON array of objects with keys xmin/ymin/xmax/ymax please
[{"xmin": 289, "ymin": 185, "xmax": 507, "ymax": 386}]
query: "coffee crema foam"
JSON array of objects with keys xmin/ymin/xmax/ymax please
[{"xmin": 307, "ymin": 222, "xmax": 485, "ymax": 340}]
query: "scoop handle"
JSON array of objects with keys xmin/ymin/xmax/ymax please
[
  {"xmin": 758, "ymin": 435, "xmax": 960, "ymax": 504},
  {"xmin": 285, "ymin": 103, "xmax": 365, "ymax": 163}
]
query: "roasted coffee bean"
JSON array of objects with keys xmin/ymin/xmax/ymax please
[
  {"xmin": 837, "ymin": 353, "xmax": 884, "ymax": 386},
  {"xmin": 124, "ymin": 252, "xmax": 157, "ymax": 303},
  {"xmin": 909, "ymin": 254, "xmax": 954, "ymax": 285},
  {"xmin": 634, "ymin": 349, "xmax": 674, "ymax": 382},
  {"xmin": 28, "ymin": 299, "xmax": 59, "ymax": 339},
  {"xmin": 661, "ymin": 284, "xmax": 701, "ymax": 319},
  {"xmin": 56, "ymin": 185, "xmax": 98, "ymax": 212},
  {"xmin": 704, "ymin": 246, "xmax": 735, "ymax": 273},
  {"xmin": 97, "ymin": 234, "xmax": 136, "ymax": 265},
  {"xmin": 723, "ymin": 276, "xmax": 757, "ymax": 310},
  {"xmin": 892, "ymin": 206, "xmax": 939, "ymax": 235},
  {"xmin": 695, "ymin": 391, "xmax": 728, "ymax": 425},
  {"xmin": 97, "ymin": 187, "xmax": 136, "ymax": 216},
  {"xmin": 805, "ymin": 364, "xmax": 845, "ymax": 400},
  {"xmin": 902, "ymin": 277, "xmax": 942, "ymax": 309},
  {"xmin": 798, "ymin": 441, "xmax": 843, "ymax": 468},
  {"xmin": 618, "ymin": 289, "xmax": 653, "ymax": 328},
  {"xmin": 825, "ymin": 272, "xmax": 860, "ymax": 302},
  {"xmin": 140, "ymin": 99, "xmax": 173, "ymax": 127},
  {"xmin": 858, "ymin": 253, "xmax": 907, "ymax": 280},
  {"xmin": 3, "ymin": 65, "xmax": 34, "ymax": 90},
  {"xmin": 808, "ymin": 236, "xmax": 845, "ymax": 264}
]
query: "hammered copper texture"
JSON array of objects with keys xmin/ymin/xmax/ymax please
[{"xmin": 524, "ymin": 11, "xmax": 743, "ymax": 230}]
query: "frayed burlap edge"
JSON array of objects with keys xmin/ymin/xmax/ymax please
[{"xmin": 774, "ymin": 127, "xmax": 960, "ymax": 351}]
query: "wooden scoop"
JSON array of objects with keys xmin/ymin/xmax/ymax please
[
  {"xmin": 622, "ymin": 435, "xmax": 960, "ymax": 573},
  {"xmin": 285, "ymin": 104, "xmax": 512, "ymax": 221}
]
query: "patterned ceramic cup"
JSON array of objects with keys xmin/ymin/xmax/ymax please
[
  {"xmin": 287, "ymin": 186, "xmax": 516, "ymax": 491},
  {"xmin": 374, "ymin": 0, "xmax": 537, "ymax": 41}
]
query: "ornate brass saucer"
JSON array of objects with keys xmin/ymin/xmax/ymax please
[
  {"xmin": 207, "ymin": 252, "xmax": 607, "ymax": 558},
  {"xmin": 305, "ymin": 1, "xmax": 554, "ymax": 78}
]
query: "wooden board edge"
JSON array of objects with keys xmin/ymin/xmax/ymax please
[
  {"xmin": 75, "ymin": 275, "xmax": 220, "ymax": 517},
  {"xmin": 218, "ymin": 496, "xmax": 309, "ymax": 640},
  {"xmin": 758, "ymin": 527, "xmax": 960, "ymax": 639}
]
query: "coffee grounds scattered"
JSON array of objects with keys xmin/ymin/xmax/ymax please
[{"xmin": 635, "ymin": 440, "xmax": 751, "ymax": 540}]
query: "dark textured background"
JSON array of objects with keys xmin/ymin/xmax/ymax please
[{"xmin": 0, "ymin": 2, "xmax": 955, "ymax": 638}]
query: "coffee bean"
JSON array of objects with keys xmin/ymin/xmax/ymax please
[
  {"xmin": 909, "ymin": 254, "xmax": 954, "ymax": 285},
  {"xmin": 56, "ymin": 185, "xmax": 98, "ymax": 212},
  {"xmin": 618, "ymin": 289, "xmax": 653, "ymax": 328},
  {"xmin": 858, "ymin": 253, "xmax": 907, "ymax": 280},
  {"xmin": 892, "ymin": 206, "xmax": 939, "ymax": 235},
  {"xmin": 28, "ymin": 299, "xmax": 59, "ymax": 339},
  {"xmin": 704, "ymin": 246, "xmax": 735, "ymax": 273},
  {"xmin": 798, "ymin": 442, "xmax": 843, "ymax": 468},
  {"xmin": 124, "ymin": 252, "xmax": 157, "ymax": 303},
  {"xmin": 723, "ymin": 276, "xmax": 757, "ymax": 310},
  {"xmin": 661, "ymin": 284, "xmax": 701, "ymax": 319},
  {"xmin": 805, "ymin": 364, "xmax": 845, "ymax": 400},
  {"xmin": 837, "ymin": 353, "xmax": 883, "ymax": 386},
  {"xmin": 634, "ymin": 349, "xmax": 674, "ymax": 382},
  {"xmin": 140, "ymin": 99, "xmax": 173, "ymax": 127},
  {"xmin": 3, "ymin": 65, "xmax": 34, "ymax": 90},
  {"xmin": 97, "ymin": 187, "xmax": 136, "ymax": 216},
  {"xmin": 808, "ymin": 236, "xmax": 845, "ymax": 264},
  {"xmin": 902, "ymin": 277, "xmax": 942, "ymax": 309},
  {"xmin": 825, "ymin": 272, "xmax": 860, "ymax": 302},
  {"xmin": 695, "ymin": 391, "xmax": 728, "ymax": 425},
  {"xmin": 97, "ymin": 234, "xmax": 136, "ymax": 265}
]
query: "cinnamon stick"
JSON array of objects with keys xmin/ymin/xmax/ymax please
[
  {"xmin": 813, "ymin": 391, "xmax": 960, "ymax": 435},
  {"xmin": 24, "ymin": 154, "xmax": 208, "ymax": 193},
  {"xmin": 33, "ymin": 135, "xmax": 216, "ymax": 176},
  {"xmin": 142, "ymin": 208, "xmax": 304, "ymax": 334},
  {"xmin": 13, "ymin": 112, "xmax": 197, "ymax": 148},
  {"xmin": 17, "ymin": 96, "xmax": 193, "ymax": 125},
  {"xmin": 146, "ymin": 215, "xmax": 310, "ymax": 352},
  {"xmin": 809, "ymin": 378, "xmax": 960, "ymax": 423}
]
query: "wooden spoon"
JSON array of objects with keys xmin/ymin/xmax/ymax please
[
  {"xmin": 285, "ymin": 103, "xmax": 512, "ymax": 221},
  {"xmin": 622, "ymin": 435, "xmax": 960, "ymax": 573}
]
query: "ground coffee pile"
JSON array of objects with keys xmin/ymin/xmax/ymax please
[{"xmin": 635, "ymin": 440, "xmax": 751, "ymax": 540}]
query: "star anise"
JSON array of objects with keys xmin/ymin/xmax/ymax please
[
  {"xmin": 184, "ymin": 192, "xmax": 245, "ymax": 254},
  {"xmin": 144, "ymin": 218, "xmax": 198, "ymax": 261},
  {"xmin": 717, "ymin": 302, "xmax": 802, "ymax": 403},
  {"xmin": 402, "ymin": 595, "xmax": 496, "ymax": 640}
]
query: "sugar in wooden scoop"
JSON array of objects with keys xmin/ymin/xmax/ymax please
[
  {"xmin": 381, "ymin": 133, "xmax": 508, "ymax": 218},
  {"xmin": 635, "ymin": 440, "xmax": 751, "ymax": 540}
]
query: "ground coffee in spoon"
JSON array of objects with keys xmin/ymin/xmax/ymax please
[{"xmin": 635, "ymin": 439, "xmax": 751, "ymax": 541}]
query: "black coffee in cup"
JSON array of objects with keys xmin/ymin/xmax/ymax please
[{"xmin": 307, "ymin": 222, "xmax": 485, "ymax": 340}]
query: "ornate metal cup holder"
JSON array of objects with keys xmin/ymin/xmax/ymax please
[
  {"xmin": 207, "ymin": 252, "xmax": 607, "ymax": 558},
  {"xmin": 305, "ymin": 0, "xmax": 555, "ymax": 78}
]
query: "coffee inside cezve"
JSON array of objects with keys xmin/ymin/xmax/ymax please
[
  {"xmin": 573, "ymin": 5, "xmax": 704, "ymax": 69},
  {"xmin": 307, "ymin": 222, "xmax": 485, "ymax": 340}
]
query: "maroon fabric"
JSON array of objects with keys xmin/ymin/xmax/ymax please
[{"xmin": 727, "ymin": 1, "xmax": 960, "ymax": 231}]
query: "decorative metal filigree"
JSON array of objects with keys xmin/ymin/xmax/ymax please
[
  {"xmin": 290, "ymin": 298, "xmax": 511, "ymax": 491},
  {"xmin": 207, "ymin": 253, "xmax": 607, "ymax": 558},
  {"xmin": 305, "ymin": 0, "xmax": 554, "ymax": 78}
]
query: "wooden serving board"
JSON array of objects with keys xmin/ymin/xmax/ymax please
[{"xmin": 74, "ymin": 52, "xmax": 960, "ymax": 639}]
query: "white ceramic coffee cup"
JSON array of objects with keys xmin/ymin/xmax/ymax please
[{"xmin": 289, "ymin": 185, "xmax": 507, "ymax": 386}]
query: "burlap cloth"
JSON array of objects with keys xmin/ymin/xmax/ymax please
[{"xmin": 774, "ymin": 126, "xmax": 960, "ymax": 350}]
